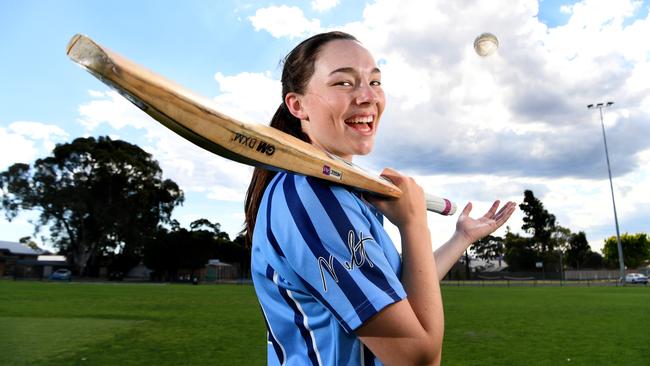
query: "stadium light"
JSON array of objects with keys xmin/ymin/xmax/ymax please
[{"xmin": 587, "ymin": 101, "xmax": 625, "ymax": 283}]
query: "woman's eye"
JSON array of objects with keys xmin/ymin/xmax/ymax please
[
  {"xmin": 335, "ymin": 81, "xmax": 353, "ymax": 86},
  {"xmin": 370, "ymin": 80, "xmax": 382, "ymax": 86}
]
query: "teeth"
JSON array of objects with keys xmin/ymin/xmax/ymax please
[{"xmin": 345, "ymin": 115, "xmax": 374, "ymax": 123}]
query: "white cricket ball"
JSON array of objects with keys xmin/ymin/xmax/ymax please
[{"xmin": 474, "ymin": 33, "xmax": 499, "ymax": 57}]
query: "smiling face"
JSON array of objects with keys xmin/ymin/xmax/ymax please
[{"xmin": 285, "ymin": 39, "xmax": 386, "ymax": 161}]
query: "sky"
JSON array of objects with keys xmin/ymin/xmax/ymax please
[{"xmin": 1, "ymin": 0, "xmax": 649, "ymax": 255}]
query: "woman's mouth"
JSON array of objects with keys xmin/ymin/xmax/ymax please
[{"xmin": 344, "ymin": 115, "xmax": 374, "ymax": 133}]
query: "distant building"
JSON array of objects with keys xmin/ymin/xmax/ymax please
[
  {"xmin": 37, "ymin": 255, "xmax": 68, "ymax": 278},
  {"xmin": 0, "ymin": 240, "xmax": 40, "ymax": 277},
  {"xmin": 204, "ymin": 259, "xmax": 239, "ymax": 282},
  {"xmin": 127, "ymin": 262, "xmax": 152, "ymax": 280},
  {"xmin": 469, "ymin": 256, "xmax": 508, "ymax": 272},
  {"xmin": 0, "ymin": 240, "xmax": 67, "ymax": 278}
]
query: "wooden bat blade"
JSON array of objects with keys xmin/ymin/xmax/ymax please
[{"xmin": 66, "ymin": 34, "xmax": 456, "ymax": 216}]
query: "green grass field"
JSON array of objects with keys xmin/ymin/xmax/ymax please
[
  {"xmin": 0, "ymin": 281, "xmax": 265, "ymax": 365},
  {"xmin": 1, "ymin": 281, "xmax": 649, "ymax": 365}
]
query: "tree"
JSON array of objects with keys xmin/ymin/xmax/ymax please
[
  {"xmin": 143, "ymin": 226, "xmax": 186, "ymax": 281},
  {"xmin": 602, "ymin": 233, "xmax": 650, "ymax": 269},
  {"xmin": 582, "ymin": 251, "xmax": 604, "ymax": 269},
  {"xmin": 470, "ymin": 235, "xmax": 505, "ymax": 271},
  {"xmin": 565, "ymin": 231, "xmax": 591, "ymax": 270},
  {"xmin": 503, "ymin": 231, "xmax": 537, "ymax": 271},
  {"xmin": 0, "ymin": 136, "xmax": 184, "ymax": 275},
  {"xmin": 233, "ymin": 234, "xmax": 251, "ymax": 278},
  {"xmin": 550, "ymin": 225, "xmax": 572, "ymax": 253},
  {"xmin": 19, "ymin": 236, "xmax": 45, "ymax": 253},
  {"xmin": 143, "ymin": 218, "xmax": 248, "ymax": 281},
  {"xmin": 519, "ymin": 190, "xmax": 556, "ymax": 254},
  {"xmin": 462, "ymin": 250, "xmax": 471, "ymax": 279}
]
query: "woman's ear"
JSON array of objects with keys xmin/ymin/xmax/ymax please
[{"xmin": 285, "ymin": 92, "xmax": 309, "ymax": 121}]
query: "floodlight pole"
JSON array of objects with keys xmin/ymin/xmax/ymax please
[{"xmin": 587, "ymin": 101, "xmax": 625, "ymax": 284}]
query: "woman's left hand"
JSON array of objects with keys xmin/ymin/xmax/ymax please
[{"xmin": 455, "ymin": 200, "xmax": 517, "ymax": 245}]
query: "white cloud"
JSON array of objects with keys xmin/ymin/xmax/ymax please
[
  {"xmin": 206, "ymin": 185, "xmax": 247, "ymax": 202},
  {"xmin": 0, "ymin": 127, "xmax": 38, "ymax": 169},
  {"xmin": 249, "ymin": 5, "xmax": 322, "ymax": 38},
  {"xmin": 143, "ymin": 128, "xmax": 253, "ymax": 201},
  {"xmin": 72, "ymin": 71, "xmax": 283, "ymax": 205},
  {"xmin": 88, "ymin": 89, "xmax": 105, "ymax": 97},
  {"xmin": 324, "ymin": 0, "xmax": 650, "ymax": 252},
  {"xmin": 559, "ymin": 0, "xmax": 642, "ymax": 30},
  {"xmin": 77, "ymin": 90, "xmax": 152, "ymax": 131},
  {"xmin": 9, "ymin": 121, "xmax": 68, "ymax": 152},
  {"xmin": 7, "ymin": 121, "xmax": 66, "ymax": 139},
  {"xmin": 311, "ymin": 0, "xmax": 339, "ymax": 12},
  {"xmin": 213, "ymin": 71, "xmax": 281, "ymax": 123},
  {"xmin": 0, "ymin": 121, "xmax": 69, "ymax": 169}
]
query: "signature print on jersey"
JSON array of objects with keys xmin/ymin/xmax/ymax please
[{"xmin": 317, "ymin": 230, "xmax": 376, "ymax": 292}]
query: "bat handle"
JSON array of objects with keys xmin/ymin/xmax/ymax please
[
  {"xmin": 378, "ymin": 176, "xmax": 456, "ymax": 216},
  {"xmin": 425, "ymin": 193, "xmax": 457, "ymax": 216}
]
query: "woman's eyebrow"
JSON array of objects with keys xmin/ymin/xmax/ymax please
[{"xmin": 328, "ymin": 67, "xmax": 381, "ymax": 76}]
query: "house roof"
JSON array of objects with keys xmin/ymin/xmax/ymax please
[
  {"xmin": 37, "ymin": 255, "xmax": 66, "ymax": 262},
  {"xmin": 0, "ymin": 240, "xmax": 41, "ymax": 256}
]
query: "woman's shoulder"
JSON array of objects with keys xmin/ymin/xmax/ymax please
[
  {"xmin": 265, "ymin": 172, "xmax": 367, "ymax": 214},
  {"xmin": 287, "ymin": 173, "xmax": 359, "ymax": 203}
]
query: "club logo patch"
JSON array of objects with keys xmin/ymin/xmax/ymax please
[{"xmin": 322, "ymin": 165, "xmax": 342, "ymax": 180}]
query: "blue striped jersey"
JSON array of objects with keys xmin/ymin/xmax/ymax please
[{"xmin": 251, "ymin": 172, "xmax": 406, "ymax": 366}]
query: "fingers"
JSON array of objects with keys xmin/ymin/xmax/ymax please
[
  {"xmin": 372, "ymin": 168, "xmax": 429, "ymax": 227},
  {"xmin": 472, "ymin": 201, "xmax": 516, "ymax": 227},
  {"xmin": 379, "ymin": 167, "xmax": 423, "ymax": 197},
  {"xmin": 380, "ymin": 167, "xmax": 400, "ymax": 176},
  {"xmin": 460, "ymin": 202, "xmax": 473, "ymax": 217},
  {"xmin": 363, "ymin": 192, "xmax": 390, "ymax": 208},
  {"xmin": 462, "ymin": 200, "xmax": 516, "ymax": 223},
  {"xmin": 379, "ymin": 167, "xmax": 404, "ymax": 185},
  {"xmin": 482, "ymin": 200, "xmax": 500, "ymax": 219},
  {"xmin": 493, "ymin": 201, "xmax": 517, "ymax": 225}
]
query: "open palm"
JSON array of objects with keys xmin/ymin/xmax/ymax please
[{"xmin": 456, "ymin": 200, "xmax": 517, "ymax": 244}]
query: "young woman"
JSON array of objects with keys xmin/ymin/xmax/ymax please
[{"xmin": 244, "ymin": 31, "xmax": 516, "ymax": 366}]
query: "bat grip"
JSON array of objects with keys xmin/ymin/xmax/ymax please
[
  {"xmin": 378, "ymin": 176, "xmax": 456, "ymax": 216},
  {"xmin": 425, "ymin": 193, "xmax": 457, "ymax": 216}
]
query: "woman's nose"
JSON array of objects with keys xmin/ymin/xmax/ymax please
[{"xmin": 354, "ymin": 84, "xmax": 379, "ymax": 105}]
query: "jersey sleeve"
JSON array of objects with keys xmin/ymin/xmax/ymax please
[{"xmin": 269, "ymin": 174, "xmax": 406, "ymax": 333}]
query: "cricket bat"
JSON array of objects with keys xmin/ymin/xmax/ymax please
[{"xmin": 66, "ymin": 34, "xmax": 456, "ymax": 216}]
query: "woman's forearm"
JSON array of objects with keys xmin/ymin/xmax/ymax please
[
  {"xmin": 399, "ymin": 222, "xmax": 445, "ymax": 360},
  {"xmin": 433, "ymin": 200, "xmax": 516, "ymax": 280},
  {"xmin": 433, "ymin": 231, "xmax": 472, "ymax": 280}
]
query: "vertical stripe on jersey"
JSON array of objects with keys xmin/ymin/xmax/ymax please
[
  {"xmin": 265, "ymin": 265, "xmax": 275, "ymax": 281},
  {"xmin": 268, "ymin": 264, "xmax": 322, "ymax": 365},
  {"xmin": 267, "ymin": 261, "xmax": 351, "ymax": 333},
  {"xmin": 306, "ymin": 177, "xmax": 402, "ymax": 302},
  {"xmin": 362, "ymin": 344, "xmax": 376, "ymax": 365},
  {"xmin": 278, "ymin": 285, "xmax": 321, "ymax": 365},
  {"xmin": 282, "ymin": 175, "xmax": 377, "ymax": 323},
  {"xmin": 260, "ymin": 305, "xmax": 286, "ymax": 365},
  {"xmin": 287, "ymin": 290, "xmax": 324, "ymax": 366},
  {"xmin": 266, "ymin": 173, "xmax": 286, "ymax": 257},
  {"xmin": 297, "ymin": 276, "xmax": 352, "ymax": 333}
]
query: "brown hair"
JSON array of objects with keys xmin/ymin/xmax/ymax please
[{"xmin": 242, "ymin": 31, "xmax": 358, "ymax": 245}]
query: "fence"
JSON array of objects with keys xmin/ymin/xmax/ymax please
[
  {"xmin": 441, "ymin": 277, "xmax": 622, "ymax": 287},
  {"xmin": 564, "ymin": 269, "xmax": 647, "ymax": 281}
]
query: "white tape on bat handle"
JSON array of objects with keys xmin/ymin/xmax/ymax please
[
  {"xmin": 378, "ymin": 176, "xmax": 456, "ymax": 216},
  {"xmin": 425, "ymin": 193, "xmax": 456, "ymax": 216}
]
